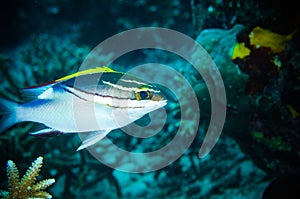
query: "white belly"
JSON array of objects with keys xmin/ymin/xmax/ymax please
[{"xmin": 18, "ymin": 95, "xmax": 144, "ymax": 133}]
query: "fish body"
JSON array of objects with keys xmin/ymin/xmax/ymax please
[{"xmin": 0, "ymin": 67, "xmax": 167, "ymax": 150}]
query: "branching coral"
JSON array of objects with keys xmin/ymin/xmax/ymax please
[{"xmin": 0, "ymin": 156, "xmax": 55, "ymax": 199}]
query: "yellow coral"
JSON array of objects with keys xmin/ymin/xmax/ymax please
[
  {"xmin": 0, "ymin": 156, "xmax": 55, "ymax": 199},
  {"xmin": 232, "ymin": 42, "xmax": 251, "ymax": 60},
  {"xmin": 286, "ymin": 104, "xmax": 300, "ymax": 118},
  {"xmin": 249, "ymin": 26, "xmax": 295, "ymax": 53},
  {"xmin": 232, "ymin": 26, "xmax": 296, "ymax": 60}
]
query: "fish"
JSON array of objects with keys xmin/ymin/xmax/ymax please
[{"xmin": 0, "ymin": 66, "xmax": 167, "ymax": 151}]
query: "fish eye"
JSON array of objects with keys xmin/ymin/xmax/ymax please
[{"xmin": 136, "ymin": 90, "xmax": 150, "ymax": 100}]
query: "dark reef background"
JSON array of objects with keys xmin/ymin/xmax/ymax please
[{"xmin": 0, "ymin": 0, "xmax": 299, "ymax": 198}]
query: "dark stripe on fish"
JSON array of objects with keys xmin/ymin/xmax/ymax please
[
  {"xmin": 72, "ymin": 87, "xmax": 135, "ymax": 100},
  {"xmin": 62, "ymin": 86, "xmax": 88, "ymax": 101},
  {"xmin": 70, "ymin": 87, "xmax": 146, "ymax": 109}
]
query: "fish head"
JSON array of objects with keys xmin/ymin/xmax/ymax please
[
  {"xmin": 96, "ymin": 72, "xmax": 167, "ymax": 112},
  {"xmin": 109, "ymin": 82, "xmax": 167, "ymax": 126},
  {"xmin": 112, "ymin": 83, "xmax": 167, "ymax": 112},
  {"xmin": 132, "ymin": 84, "xmax": 167, "ymax": 111},
  {"xmin": 61, "ymin": 69, "xmax": 168, "ymax": 129}
]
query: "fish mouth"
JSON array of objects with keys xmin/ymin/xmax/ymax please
[
  {"xmin": 155, "ymin": 99, "xmax": 167, "ymax": 108},
  {"xmin": 161, "ymin": 99, "xmax": 167, "ymax": 107},
  {"xmin": 148, "ymin": 99, "xmax": 167, "ymax": 109}
]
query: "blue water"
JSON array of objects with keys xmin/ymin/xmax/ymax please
[{"xmin": 0, "ymin": 1, "xmax": 299, "ymax": 198}]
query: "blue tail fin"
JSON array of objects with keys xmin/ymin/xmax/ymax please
[{"xmin": 0, "ymin": 98, "xmax": 19, "ymax": 133}]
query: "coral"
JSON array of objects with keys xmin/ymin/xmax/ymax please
[
  {"xmin": 230, "ymin": 25, "xmax": 300, "ymax": 173},
  {"xmin": 0, "ymin": 34, "xmax": 90, "ymax": 102},
  {"xmin": 231, "ymin": 26, "xmax": 297, "ymax": 95},
  {"xmin": 236, "ymin": 47, "xmax": 280, "ymax": 94},
  {"xmin": 251, "ymin": 131, "xmax": 292, "ymax": 152},
  {"xmin": 19, "ymin": 34, "xmax": 90, "ymax": 85},
  {"xmin": 248, "ymin": 26, "xmax": 295, "ymax": 53},
  {"xmin": 191, "ymin": 0, "xmax": 275, "ymax": 34},
  {"xmin": 232, "ymin": 26, "xmax": 296, "ymax": 60},
  {"xmin": 195, "ymin": 24, "xmax": 300, "ymax": 175},
  {"xmin": 286, "ymin": 104, "xmax": 300, "ymax": 118},
  {"xmin": 231, "ymin": 42, "xmax": 251, "ymax": 60},
  {"xmin": 0, "ymin": 156, "xmax": 55, "ymax": 199},
  {"xmin": 113, "ymin": 134, "xmax": 269, "ymax": 198}
]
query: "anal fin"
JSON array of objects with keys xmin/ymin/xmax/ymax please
[
  {"xmin": 77, "ymin": 130, "xmax": 111, "ymax": 151},
  {"xmin": 29, "ymin": 128, "xmax": 64, "ymax": 137}
]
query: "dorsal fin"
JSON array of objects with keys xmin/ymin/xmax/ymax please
[
  {"xmin": 21, "ymin": 82, "xmax": 56, "ymax": 101},
  {"xmin": 21, "ymin": 67, "xmax": 117, "ymax": 100},
  {"xmin": 55, "ymin": 66, "xmax": 117, "ymax": 82}
]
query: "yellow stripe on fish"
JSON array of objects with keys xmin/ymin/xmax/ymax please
[{"xmin": 55, "ymin": 66, "xmax": 117, "ymax": 82}]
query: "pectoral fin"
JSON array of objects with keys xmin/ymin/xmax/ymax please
[{"xmin": 77, "ymin": 130, "xmax": 111, "ymax": 151}]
